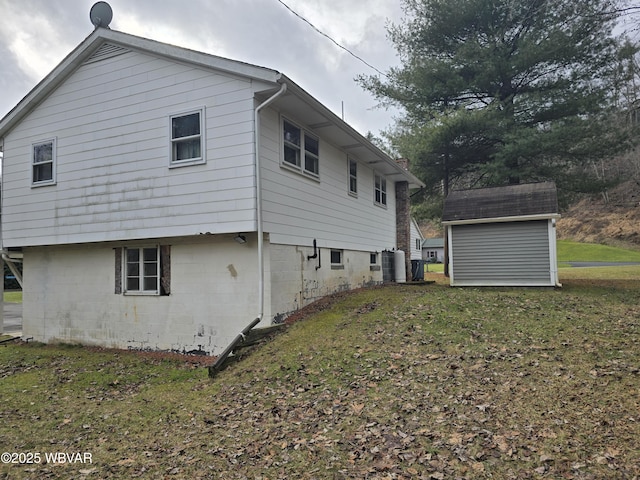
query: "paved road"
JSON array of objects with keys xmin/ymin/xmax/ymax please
[
  {"xmin": 2, "ymin": 302, "xmax": 22, "ymax": 336},
  {"xmin": 567, "ymin": 262, "xmax": 640, "ymax": 267}
]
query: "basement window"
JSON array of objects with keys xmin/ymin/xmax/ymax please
[
  {"xmin": 282, "ymin": 117, "xmax": 319, "ymax": 178},
  {"xmin": 115, "ymin": 245, "xmax": 171, "ymax": 296},
  {"xmin": 370, "ymin": 252, "xmax": 380, "ymax": 271},
  {"xmin": 330, "ymin": 249, "xmax": 344, "ymax": 269},
  {"xmin": 32, "ymin": 138, "xmax": 56, "ymax": 186}
]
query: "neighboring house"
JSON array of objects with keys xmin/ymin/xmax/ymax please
[
  {"xmin": 0, "ymin": 27, "xmax": 423, "ymax": 354},
  {"xmin": 422, "ymin": 238, "xmax": 444, "ymax": 263},
  {"xmin": 410, "ymin": 218, "xmax": 424, "ymax": 261},
  {"xmin": 442, "ymin": 182, "xmax": 560, "ymax": 287}
]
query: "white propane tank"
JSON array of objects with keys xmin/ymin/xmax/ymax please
[{"xmin": 394, "ymin": 249, "xmax": 406, "ymax": 283}]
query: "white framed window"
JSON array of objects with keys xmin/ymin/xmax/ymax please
[
  {"xmin": 124, "ymin": 246, "xmax": 160, "ymax": 295},
  {"xmin": 348, "ymin": 158, "xmax": 358, "ymax": 195},
  {"xmin": 282, "ymin": 117, "xmax": 319, "ymax": 177},
  {"xmin": 32, "ymin": 138, "xmax": 56, "ymax": 186},
  {"xmin": 374, "ymin": 173, "xmax": 387, "ymax": 207},
  {"xmin": 416, "ymin": 239, "xmax": 422, "ymax": 251},
  {"xmin": 170, "ymin": 108, "xmax": 205, "ymax": 166}
]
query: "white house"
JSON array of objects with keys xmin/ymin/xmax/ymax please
[
  {"xmin": 422, "ymin": 238, "xmax": 444, "ymax": 263},
  {"xmin": 410, "ymin": 218, "xmax": 425, "ymax": 261},
  {"xmin": 0, "ymin": 27, "xmax": 422, "ymax": 355}
]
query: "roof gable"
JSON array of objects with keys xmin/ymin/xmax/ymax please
[
  {"xmin": 442, "ymin": 182, "xmax": 558, "ymax": 222},
  {"xmin": 0, "ymin": 28, "xmax": 281, "ymax": 137}
]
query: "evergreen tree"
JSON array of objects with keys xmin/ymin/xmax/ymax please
[{"xmin": 359, "ymin": 0, "xmax": 637, "ymax": 200}]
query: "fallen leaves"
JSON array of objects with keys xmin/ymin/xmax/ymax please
[{"xmin": 2, "ymin": 282, "xmax": 640, "ymax": 479}]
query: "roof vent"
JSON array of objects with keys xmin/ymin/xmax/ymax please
[{"xmin": 84, "ymin": 43, "xmax": 130, "ymax": 64}]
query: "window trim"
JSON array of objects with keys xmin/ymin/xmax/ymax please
[
  {"xmin": 123, "ymin": 246, "xmax": 160, "ymax": 296},
  {"xmin": 374, "ymin": 173, "xmax": 387, "ymax": 207},
  {"xmin": 348, "ymin": 158, "xmax": 358, "ymax": 196},
  {"xmin": 169, "ymin": 107, "xmax": 206, "ymax": 168},
  {"xmin": 31, "ymin": 138, "xmax": 57, "ymax": 187},
  {"xmin": 281, "ymin": 116, "xmax": 320, "ymax": 179}
]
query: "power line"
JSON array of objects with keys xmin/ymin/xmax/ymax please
[{"xmin": 275, "ymin": 0, "xmax": 388, "ymax": 78}]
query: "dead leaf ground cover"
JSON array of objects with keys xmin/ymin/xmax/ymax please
[{"xmin": 1, "ymin": 276, "xmax": 639, "ymax": 479}]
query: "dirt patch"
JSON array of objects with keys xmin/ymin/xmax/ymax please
[{"xmin": 557, "ymin": 180, "xmax": 640, "ymax": 247}]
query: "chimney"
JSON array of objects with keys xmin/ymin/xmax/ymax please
[
  {"xmin": 395, "ymin": 179, "xmax": 411, "ymax": 282},
  {"xmin": 395, "ymin": 157, "xmax": 410, "ymax": 171}
]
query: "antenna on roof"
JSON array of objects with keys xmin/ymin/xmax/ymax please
[{"xmin": 90, "ymin": 1, "xmax": 113, "ymax": 29}]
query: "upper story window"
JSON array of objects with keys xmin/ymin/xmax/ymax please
[
  {"xmin": 282, "ymin": 118, "xmax": 319, "ymax": 177},
  {"xmin": 32, "ymin": 138, "xmax": 56, "ymax": 186},
  {"xmin": 374, "ymin": 173, "xmax": 387, "ymax": 207},
  {"xmin": 348, "ymin": 158, "xmax": 358, "ymax": 195},
  {"xmin": 170, "ymin": 108, "xmax": 205, "ymax": 166}
]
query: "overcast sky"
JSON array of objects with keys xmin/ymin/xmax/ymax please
[{"xmin": 0, "ymin": 0, "xmax": 406, "ymax": 137}]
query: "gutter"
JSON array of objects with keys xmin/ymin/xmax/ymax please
[
  {"xmin": 254, "ymin": 81, "xmax": 287, "ymax": 323},
  {"xmin": 442, "ymin": 213, "xmax": 561, "ymax": 226}
]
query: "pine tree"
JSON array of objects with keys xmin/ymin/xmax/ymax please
[{"xmin": 359, "ymin": 0, "xmax": 637, "ymax": 199}]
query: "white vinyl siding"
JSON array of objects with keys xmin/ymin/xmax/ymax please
[
  {"xmin": 260, "ymin": 109, "xmax": 398, "ymax": 252},
  {"xmin": 2, "ymin": 49, "xmax": 266, "ymax": 247},
  {"xmin": 449, "ymin": 220, "xmax": 554, "ymax": 286}
]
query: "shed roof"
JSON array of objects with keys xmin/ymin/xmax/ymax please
[{"xmin": 442, "ymin": 182, "xmax": 558, "ymax": 223}]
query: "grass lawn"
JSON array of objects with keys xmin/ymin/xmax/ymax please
[
  {"xmin": 1, "ymin": 274, "xmax": 639, "ymax": 478},
  {"xmin": 3, "ymin": 291, "xmax": 22, "ymax": 303},
  {"xmin": 557, "ymin": 240, "xmax": 640, "ymax": 262}
]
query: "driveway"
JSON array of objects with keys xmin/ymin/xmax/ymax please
[
  {"xmin": 2, "ymin": 302, "xmax": 22, "ymax": 336},
  {"xmin": 566, "ymin": 262, "xmax": 640, "ymax": 267}
]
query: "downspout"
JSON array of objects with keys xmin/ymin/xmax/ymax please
[{"xmin": 255, "ymin": 82, "xmax": 287, "ymax": 322}]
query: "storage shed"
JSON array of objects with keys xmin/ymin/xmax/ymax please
[{"xmin": 442, "ymin": 182, "xmax": 561, "ymax": 287}]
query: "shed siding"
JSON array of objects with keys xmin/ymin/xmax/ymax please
[
  {"xmin": 2, "ymin": 49, "xmax": 261, "ymax": 247},
  {"xmin": 450, "ymin": 220, "xmax": 552, "ymax": 286},
  {"xmin": 259, "ymin": 108, "xmax": 398, "ymax": 252}
]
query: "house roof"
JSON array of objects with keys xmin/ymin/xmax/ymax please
[
  {"xmin": 442, "ymin": 182, "xmax": 559, "ymax": 223},
  {"xmin": 422, "ymin": 238, "xmax": 444, "ymax": 248},
  {"xmin": 0, "ymin": 27, "xmax": 424, "ymax": 189}
]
